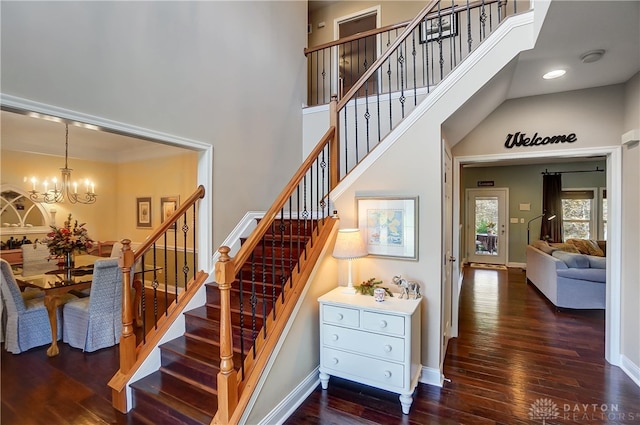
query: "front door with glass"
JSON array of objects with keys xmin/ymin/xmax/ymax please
[{"xmin": 466, "ymin": 188, "xmax": 508, "ymax": 265}]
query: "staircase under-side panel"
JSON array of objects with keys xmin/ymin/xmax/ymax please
[{"xmin": 129, "ymin": 219, "xmax": 313, "ymax": 425}]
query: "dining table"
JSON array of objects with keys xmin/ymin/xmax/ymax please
[{"xmin": 16, "ymin": 254, "xmax": 101, "ymax": 357}]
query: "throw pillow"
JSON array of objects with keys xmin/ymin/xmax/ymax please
[
  {"xmin": 567, "ymin": 238, "xmax": 605, "ymax": 257},
  {"xmin": 552, "ymin": 250, "xmax": 590, "ymax": 268},
  {"xmin": 549, "ymin": 242, "xmax": 580, "ymax": 254},
  {"xmin": 532, "ymin": 240, "xmax": 556, "ymax": 255}
]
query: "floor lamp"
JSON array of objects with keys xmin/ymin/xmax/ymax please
[
  {"xmin": 332, "ymin": 228, "xmax": 368, "ymax": 294},
  {"xmin": 527, "ymin": 213, "xmax": 557, "ymax": 244}
]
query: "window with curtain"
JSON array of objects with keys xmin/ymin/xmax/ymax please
[{"xmin": 561, "ymin": 189, "xmax": 596, "ymax": 241}]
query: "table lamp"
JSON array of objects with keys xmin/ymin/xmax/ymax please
[{"xmin": 332, "ymin": 228, "xmax": 368, "ymax": 294}]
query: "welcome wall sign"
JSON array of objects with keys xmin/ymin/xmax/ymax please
[{"xmin": 504, "ymin": 132, "xmax": 577, "ymax": 149}]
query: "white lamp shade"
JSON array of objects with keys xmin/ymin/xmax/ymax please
[{"xmin": 332, "ymin": 229, "xmax": 368, "ymax": 259}]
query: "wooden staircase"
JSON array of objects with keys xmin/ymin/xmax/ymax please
[{"xmin": 128, "ymin": 219, "xmax": 314, "ymax": 424}]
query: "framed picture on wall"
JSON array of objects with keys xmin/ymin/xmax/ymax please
[
  {"xmin": 356, "ymin": 196, "xmax": 418, "ymax": 260},
  {"xmin": 136, "ymin": 197, "xmax": 152, "ymax": 228},
  {"xmin": 161, "ymin": 196, "xmax": 180, "ymax": 230},
  {"xmin": 419, "ymin": 13, "xmax": 458, "ymax": 43}
]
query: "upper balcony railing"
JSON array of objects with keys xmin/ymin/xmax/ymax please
[
  {"xmin": 306, "ymin": 0, "xmax": 517, "ymax": 107},
  {"xmin": 306, "ymin": 0, "xmax": 524, "ymax": 181}
]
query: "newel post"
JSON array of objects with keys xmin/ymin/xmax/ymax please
[
  {"xmin": 329, "ymin": 94, "xmax": 340, "ymax": 189},
  {"xmin": 118, "ymin": 239, "xmax": 137, "ymax": 373},
  {"xmin": 215, "ymin": 246, "xmax": 238, "ymax": 423}
]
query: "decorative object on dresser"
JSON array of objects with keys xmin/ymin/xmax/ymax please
[
  {"xmin": 353, "ymin": 277, "xmax": 393, "ymax": 297},
  {"xmin": 318, "ymin": 287, "xmax": 422, "ymax": 414},
  {"xmin": 332, "ymin": 228, "xmax": 368, "ymax": 294},
  {"xmin": 392, "ymin": 275, "xmax": 422, "ymax": 299}
]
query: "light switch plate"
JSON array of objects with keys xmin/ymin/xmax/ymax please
[{"xmin": 510, "ymin": 218, "xmax": 518, "ymax": 223}]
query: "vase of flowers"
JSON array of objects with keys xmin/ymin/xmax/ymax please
[{"xmin": 43, "ymin": 214, "xmax": 93, "ymax": 268}]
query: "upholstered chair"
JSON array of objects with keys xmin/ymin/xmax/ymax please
[
  {"xmin": 62, "ymin": 258, "xmax": 122, "ymax": 352},
  {"xmin": 21, "ymin": 241, "xmax": 55, "ymax": 277},
  {"xmin": 0, "ymin": 259, "xmax": 61, "ymax": 354}
]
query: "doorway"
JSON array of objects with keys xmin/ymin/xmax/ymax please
[
  {"xmin": 466, "ymin": 188, "xmax": 508, "ymax": 265},
  {"xmin": 335, "ymin": 7, "xmax": 379, "ymax": 98},
  {"xmin": 452, "ymin": 148, "xmax": 622, "ymax": 367}
]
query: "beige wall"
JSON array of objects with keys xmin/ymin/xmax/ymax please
[
  {"xmin": 1, "ymin": 1, "xmax": 307, "ymax": 251},
  {"xmin": 308, "ymin": 1, "xmax": 423, "ymax": 48},
  {"xmin": 1, "ymin": 149, "xmax": 118, "ymax": 242},
  {"xmin": 621, "ymin": 72, "xmax": 640, "ymax": 370},
  {"xmin": 0, "ymin": 149, "xmax": 198, "ymax": 247},
  {"xmin": 115, "ymin": 152, "xmax": 198, "ymax": 244}
]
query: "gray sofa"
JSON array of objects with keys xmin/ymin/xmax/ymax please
[{"xmin": 526, "ymin": 244, "xmax": 606, "ymax": 309}]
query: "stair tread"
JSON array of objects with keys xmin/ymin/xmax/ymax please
[
  {"xmin": 160, "ymin": 335, "xmax": 221, "ymax": 364},
  {"xmin": 131, "ymin": 371, "xmax": 217, "ymax": 421}
]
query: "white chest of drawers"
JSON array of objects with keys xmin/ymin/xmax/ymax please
[{"xmin": 318, "ymin": 287, "xmax": 422, "ymax": 414}]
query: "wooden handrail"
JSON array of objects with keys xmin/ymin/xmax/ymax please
[
  {"xmin": 304, "ymin": 21, "xmax": 411, "ymax": 55},
  {"xmin": 305, "ymin": 0, "xmax": 507, "ymax": 56},
  {"xmin": 230, "ymin": 126, "xmax": 336, "ymax": 275},
  {"xmin": 337, "ymin": 0, "xmax": 440, "ymax": 111},
  {"xmin": 109, "ymin": 184, "xmax": 207, "ymax": 413}
]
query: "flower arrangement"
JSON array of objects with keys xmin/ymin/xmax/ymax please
[
  {"xmin": 43, "ymin": 214, "xmax": 93, "ymax": 256},
  {"xmin": 354, "ymin": 277, "xmax": 394, "ymax": 297}
]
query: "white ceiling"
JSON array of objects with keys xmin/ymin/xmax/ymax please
[
  {"xmin": 444, "ymin": 0, "xmax": 640, "ymax": 145},
  {"xmin": 2, "ymin": 1, "xmax": 638, "ymax": 163},
  {"xmin": 0, "ymin": 109, "xmax": 190, "ymax": 163}
]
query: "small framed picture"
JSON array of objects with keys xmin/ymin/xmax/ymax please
[
  {"xmin": 356, "ymin": 196, "xmax": 418, "ymax": 260},
  {"xmin": 419, "ymin": 13, "xmax": 458, "ymax": 43},
  {"xmin": 136, "ymin": 197, "xmax": 152, "ymax": 228},
  {"xmin": 160, "ymin": 196, "xmax": 180, "ymax": 230}
]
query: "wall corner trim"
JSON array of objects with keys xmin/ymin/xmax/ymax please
[{"xmin": 621, "ymin": 129, "xmax": 640, "ymax": 145}]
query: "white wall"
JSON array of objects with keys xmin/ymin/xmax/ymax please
[{"xmin": 1, "ymin": 1, "xmax": 307, "ymax": 250}]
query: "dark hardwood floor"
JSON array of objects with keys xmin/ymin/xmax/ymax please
[
  {"xmin": 2, "ymin": 267, "xmax": 639, "ymax": 424},
  {"xmin": 285, "ymin": 267, "xmax": 640, "ymax": 425}
]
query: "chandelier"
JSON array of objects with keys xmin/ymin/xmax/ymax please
[{"xmin": 28, "ymin": 123, "xmax": 97, "ymax": 204}]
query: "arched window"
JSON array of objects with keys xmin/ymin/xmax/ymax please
[{"xmin": 0, "ymin": 185, "xmax": 51, "ymax": 236}]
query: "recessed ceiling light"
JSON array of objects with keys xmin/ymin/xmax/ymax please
[{"xmin": 543, "ymin": 69, "xmax": 566, "ymax": 80}]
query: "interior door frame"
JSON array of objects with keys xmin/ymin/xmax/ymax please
[
  {"xmin": 333, "ymin": 6, "xmax": 381, "ymax": 99},
  {"xmin": 465, "ymin": 187, "xmax": 509, "ymax": 265},
  {"xmin": 452, "ymin": 147, "xmax": 622, "ymax": 367}
]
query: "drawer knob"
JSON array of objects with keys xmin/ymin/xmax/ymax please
[
  {"xmin": 337, "ymin": 313, "xmax": 344, "ymax": 321},
  {"xmin": 384, "ymin": 370, "xmax": 392, "ymax": 378},
  {"xmin": 384, "ymin": 344, "xmax": 392, "ymax": 352},
  {"xmin": 331, "ymin": 334, "xmax": 339, "ymax": 341},
  {"xmin": 332, "ymin": 357, "xmax": 339, "ymax": 365},
  {"xmin": 379, "ymin": 320, "xmax": 388, "ymax": 328}
]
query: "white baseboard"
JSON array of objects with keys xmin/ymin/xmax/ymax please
[
  {"xmin": 420, "ymin": 366, "xmax": 443, "ymax": 387},
  {"xmin": 258, "ymin": 367, "xmax": 320, "ymax": 425},
  {"xmin": 620, "ymin": 355, "xmax": 640, "ymax": 388},
  {"xmin": 508, "ymin": 261, "xmax": 527, "ymax": 269}
]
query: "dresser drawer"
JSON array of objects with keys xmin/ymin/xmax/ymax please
[
  {"xmin": 322, "ymin": 304, "xmax": 359, "ymax": 328},
  {"xmin": 322, "ymin": 324, "xmax": 405, "ymax": 362},
  {"xmin": 321, "ymin": 347, "xmax": 405, "ymax": 390},
  {"xmin": 362, "ymin": 310, "xmax": 405, "ymax": 336}
]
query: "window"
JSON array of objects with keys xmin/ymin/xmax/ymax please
[{"xmin": 561, "ymin": 189, "xmax": 595, "ymax": 241}]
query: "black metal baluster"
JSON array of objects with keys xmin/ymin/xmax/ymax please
[
  {"xmin": 238, "ymin": 272, "xmax": 245, "ymax": 378},
  {"xmin": 250, "ymin": 252, "xmax": 257, "ymax": 358},
  {"xmin": 412, "ymin": 31, "xmax": 417, "ymax": 106},
  {"xmin": 467, "ymin": 0, "xmax": 473, "ymax": 54}
]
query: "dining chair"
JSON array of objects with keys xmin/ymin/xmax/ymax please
[
  {"xmin": 62, "ymin": 258, "xmax": 122, "ymax": 352},
  {"xmin": 21, "ymin": 241, "xmax": 54, "ymax": 276},
  {"xmin": 0, "ymin": 258, "xmax": 61, "ymax": 354}
]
